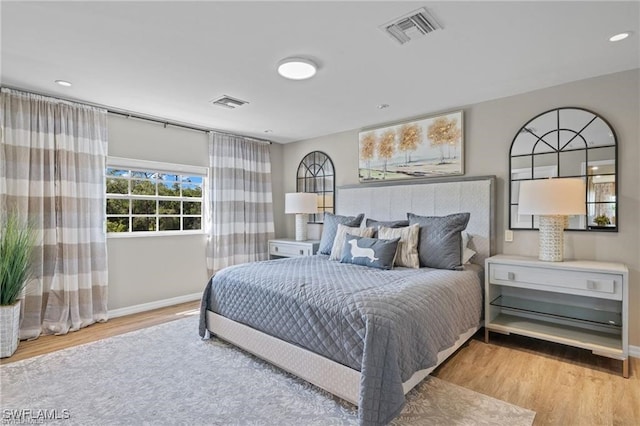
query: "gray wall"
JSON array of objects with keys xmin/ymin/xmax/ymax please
[
  {"xmin": 107, "ymin": 115, "xmax": 285, "ymax": 310},
  {"xmin": 280, "ymin": 69, "xmax": 640, "ymax": 347}
]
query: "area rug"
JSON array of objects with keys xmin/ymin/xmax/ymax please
[{"xmin": 1, "ymin": 315, "xmax": 535, "ymax": 425}]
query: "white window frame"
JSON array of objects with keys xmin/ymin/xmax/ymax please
[{"xmin": 106, "ymin": 157, "xmax": 208, "ymax": 238}]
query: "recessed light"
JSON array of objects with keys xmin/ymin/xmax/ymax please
[
  {"xmin": 264, "ymin": 129, "xmax": 273, "ymax": 133},
  {"xmin": 377, "ymin": 104, "xmax": 390, "ymax": 109},
  {"xmin": 55, "ymin": 80, "xmax": 72, "ymax": 87},
  {"xmin": 591, "ymin": 166, "xmax": 599, "ymax": 170},
  {"xmin": 609, "ymin": 32, "xmax": 630, "ymax": 42},
  {"xmin": 277, "ymin": 57, "xmax": 317, "ymax": 80}
]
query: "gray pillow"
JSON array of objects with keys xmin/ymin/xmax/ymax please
[
  {"xmin": 340, "ymin": 234, "xmax": 400, "ymax": 270},
  {"xmin": 365, "ymin": 218, "xmax": 410, "ymax": 228},
  {"xmin": 319, "ymin": 212, "xmax": 364, "ymax": 255},
  {"xmin": 365, "ymin": 218, "xmax": 410, "ymax": 236},
  {"xmin": 407, "ymin": 212, "xmax": 471, "ymax": 270},
  {"xmin": 328, "ymin": 224, "xmax": 375, "ymax": 261}
]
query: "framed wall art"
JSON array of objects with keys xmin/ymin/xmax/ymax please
[{"xmin": 358, "ymin": 110, "xmax": 464, "ymax": 182}]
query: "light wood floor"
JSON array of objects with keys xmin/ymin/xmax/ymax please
[
  {"xmin": 2, "ymin": 301, "xmax": 638, "ymax": 426},
  {"xmin": 0, "ymin": 301, "xmax": 200, "ymax": 365},
  {"xmin": 433, "ymin": 333, "xmax": 639, "ymax": 426}
]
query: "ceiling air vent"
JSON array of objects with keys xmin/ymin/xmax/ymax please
[
  {"xmin": 210, "ymin": 95, "xmax": 249, "ymax": 109},
  {"xmin": 380, "ymin": 7, "xmax": 442, "ymax": 45}
]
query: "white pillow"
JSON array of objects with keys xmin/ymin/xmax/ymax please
[
  {"xmin": 377, "ymin": 224, "xmax": 420, "ymax": 269},
  {"xmin": 329, "ymin": 224, "xmax": 374, "ymax": 260},
  {"xmin": 461, "ymin": 231, "xmax": 477, "ymax": 264}
]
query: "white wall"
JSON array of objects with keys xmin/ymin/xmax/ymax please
[
  {"xmin": 280, "ymin": 69, "xmax": 640, "ymax": 347},
  {"xmin": 107, "ymin": 115, "xmax": 285, "ymax": 310}
]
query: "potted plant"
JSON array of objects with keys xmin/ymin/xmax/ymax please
[
  {"xmin": 0, "ymin": 213, "xmax": 36, "ymax": 358},
  {"xmin": 593, "ymin": 214, "xmax": 611, "ymax": 227}
]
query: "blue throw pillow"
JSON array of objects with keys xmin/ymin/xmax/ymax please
[
  {"xmin": 318, "ymin": 212, "xmax": 364, "ymax": 255},
  {"xmin": 407, "ymin": 212, "xmax": 470, "ymax": 270},
  {"xmin": 340, "ymin": 234, "xmax": 400, "ymax": 270}
]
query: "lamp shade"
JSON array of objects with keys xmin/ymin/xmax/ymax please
[
  {"xmin": 518, "ymin": 178, "xmax": 586, "ymax": 216},
  {"xmin": 285, "ymin": 193, "xmax": 318, "ymax": 214}
]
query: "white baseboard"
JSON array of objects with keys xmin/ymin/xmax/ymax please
[
  {"xmin": 108, "ymin": 292, "xmax": 202, "ymax": 319},
  {"xmin": 630, "ymin": 345, "xmax": 640, "ymax": 359}
]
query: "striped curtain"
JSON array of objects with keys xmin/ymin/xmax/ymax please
[
  {"xmin": 1, "ymin": 88, "xmax": 108, "ymax": 339},
  {"xmin": 206, "ymin": 133, "xmax": 274, "ymax": 275}
]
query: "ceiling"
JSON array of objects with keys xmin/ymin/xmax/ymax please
[{"xmin": 2, "ymin": 1, "xmax": 639, "ymax": 144}]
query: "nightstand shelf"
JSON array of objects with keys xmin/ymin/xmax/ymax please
[
  {"xmin": 489, "ymin": 314, "xmax": 623, "ymax": 356},
  {"xmin": 490, "ymin": 295, "xmax": 622, "ymax": 328},
  {"xmin": 485, "ymin": 255, "xmax": 629, "ymax": 378}
]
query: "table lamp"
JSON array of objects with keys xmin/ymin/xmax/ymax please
[
  {"xmin": 518, "ymin": 178, "xmax": 586, "ymax": 262},
  {"xmin": 285, "ymin": 193, "xmax": 318, "ymax": 241}
]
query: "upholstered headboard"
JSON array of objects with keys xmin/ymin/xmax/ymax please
[{"xmin": 336, "ymin": 176, "xmax": 495, "ymax": 266}]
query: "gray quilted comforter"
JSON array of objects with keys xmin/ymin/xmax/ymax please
[{"xmin": 199, "ymin": 255, "xmax": 483, "ymax": 425}]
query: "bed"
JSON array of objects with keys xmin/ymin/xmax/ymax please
[{"xmin": 199, "ymin": 176, "xmax": 495, "ymax": 425}]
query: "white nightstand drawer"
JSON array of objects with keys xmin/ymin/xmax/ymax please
[
  {"xmin": 269, "ymin": 242, "xmax": 309, "ymax": 257},
  {"xmin": 268, "ymin": 239, "xmax": 319, "ymax": 259},
  {"xmin": 490, "ymin": 263, "xmax": 622, "ymax": 300}
]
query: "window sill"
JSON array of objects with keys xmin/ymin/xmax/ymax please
[{"xmin": 107, "ymin": 230, "xmax": 205, "ymax": 239}]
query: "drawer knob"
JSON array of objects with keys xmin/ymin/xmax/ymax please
[
  {"xmin": 507, "ymin": 272, "xmax": 515, "ymax": 281},
  {"xmin": 587, "ymin": 280, "xmax": 596, "ymax": 290},
  {"xmin": 275, "ymin": 247, "xmax": 278, "ymax": 252},
  {"xmin": 300, "ymin": 249, "xmax": 304, "ymax": 255}
]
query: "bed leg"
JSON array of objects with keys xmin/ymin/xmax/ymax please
[{"xmin": 484, "ymin": 327, "xmax": 489, "ymax": 343}]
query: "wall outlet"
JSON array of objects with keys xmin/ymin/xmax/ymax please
[{"xmin": 505, "ymin": 230, "xmax": 514, "ymax": 242}]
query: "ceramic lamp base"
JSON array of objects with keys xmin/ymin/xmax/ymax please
[
  {"xmin": 538, "ymin": 215, "xmax": 566, "ymax": 262},
  {"xmin": 295, "ymin": 213, "xmax": 308, "ymax": 241}
]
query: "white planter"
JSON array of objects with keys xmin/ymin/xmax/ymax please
[{"xmin": 0, "ymin": 301, "xmax": 21, "ymax": 358}]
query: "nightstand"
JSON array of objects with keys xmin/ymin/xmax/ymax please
[
  {"xmin": 485, "ymin": 254, "xmax": 629, "ymax": 378},
  {"xmin": 268, "ymin": 238, "xmax": 320, "ymax": 259}
]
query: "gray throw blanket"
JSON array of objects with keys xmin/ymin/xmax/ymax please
[{"xmin": 199, "ymin": 255, "xmax": 482, "ymax": 425}]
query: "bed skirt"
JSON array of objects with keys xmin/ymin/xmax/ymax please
[{"xmin": 205, "ymin": 310, "xmax": 479, "ymax": 406}]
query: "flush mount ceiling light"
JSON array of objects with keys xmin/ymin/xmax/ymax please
[
  {"xmin": 609, "ymin": 32, "xmax": 630, "ymax": 42},
  {"xmin": 277, "ymin": 57, "xmax": 317, "ymax": 80},
  {"xmin": 55, "ymin": 80, "xmax": 72, "ymax": 87}
]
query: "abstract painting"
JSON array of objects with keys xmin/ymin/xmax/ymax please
[{"xmin": 359, "ymin": 110, "xmax": 464, "ymax": 182}]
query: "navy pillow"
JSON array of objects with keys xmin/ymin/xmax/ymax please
[
  {"xmin": 407, "ymin": 212, "xmax": 470, "ymax": 270},
  {"xmin": 340, "ymin": 234, "xmax": 400, "ymax": 270},
  {"xmin": 319, "ymin": 212, "xmax": 364, "ymax": 255}
]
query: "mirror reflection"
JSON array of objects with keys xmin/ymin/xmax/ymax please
[
  {"xmin": 296, "ymin": 151, "xmax": 335, "ymax": 223},
  {"xmin": 509, "ymin": 107, "xmax": 617, "ymax": 232}
]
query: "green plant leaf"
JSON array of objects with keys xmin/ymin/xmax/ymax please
[{"xmin": 0, "ymin": 212, "xmax": 37, "ymax": 305}]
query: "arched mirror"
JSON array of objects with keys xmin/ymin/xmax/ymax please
[
  {"xmin": 296, "ymin": 151, "xmax": 335, "ymax": 223},
  {"xmin": 509, "ymin": 107, "xmax": 618, "ymax": 232}
]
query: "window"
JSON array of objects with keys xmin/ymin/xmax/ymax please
[
  {"xmin": 296, "ymin": 151, "xmax": 335, "ymax": 223},
  {"xmin": 106, "ymin": 157, "xmax": 207, "ymax": 235}
]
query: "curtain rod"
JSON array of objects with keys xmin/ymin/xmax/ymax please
[
  {"xmin": 107, "ymin": 110, "xmax": 272, "ymax": 145},
  {"xmin": 1, "ymin": 85, "xmax": 273, "ymax": 145}
]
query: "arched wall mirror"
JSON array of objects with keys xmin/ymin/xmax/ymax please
[
  {"xmin": 296, "ymin": 151, "xmax": 335, "ymax": 223},
  {"xmin": 509, "ymin": 107, "xmax": 618, "ymax": 232}
]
